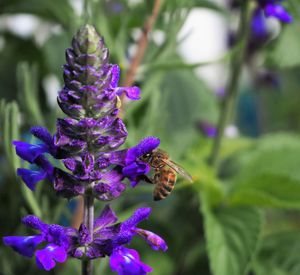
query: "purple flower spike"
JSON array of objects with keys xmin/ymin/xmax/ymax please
[
  {"xmin": 17, "ymin": 168, "xmax": 47, "ymax": 190},
  {"xmin": 3, "ymin": 235, "xmax": 44, "ymax": 257},
  {"xmin": 110, "ymin": 247, "xmax": 152, "ymax": 275},
  {"xmin": 265, "ymin": 3, "xmax": 292, "ymax": 23},
  {"xmin": 7, "ymin": 24, "xmax": 168, "ymax": 274},
  {"xmin": 35, "ymin": 244, "xmax": 67, "ymax": 271}
]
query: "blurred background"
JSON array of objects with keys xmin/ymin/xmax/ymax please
[{"xmin": 1, "ymin": 0, "xmax": 300, "ymax": 274}]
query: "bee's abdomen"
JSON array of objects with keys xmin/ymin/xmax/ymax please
[{"xmin": 153, "ymin": 170, "xmax": 176, "ymax": 201}]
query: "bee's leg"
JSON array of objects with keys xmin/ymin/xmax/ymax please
[{"xmin": 139, "ymin": 175, "xmax": 154, "ymax": 184}]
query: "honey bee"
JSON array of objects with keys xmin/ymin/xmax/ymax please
[{"xmin": 140, "ymin": 149, "xmax": 193, "ymax": 201}]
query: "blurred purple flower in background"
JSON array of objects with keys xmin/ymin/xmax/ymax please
[
  {"xmin": 257, "ymin": 0, "xmax": 292, "ymax": 23},
  {"xmin": 198, "ymin": 121, "xmax": 217, "ymax": 138}
]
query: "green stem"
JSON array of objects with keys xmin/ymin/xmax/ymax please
[
  {"xmin": 208, "ymin": 0, "xmax": 251, "ymax": 167},
  {"xmin": 82, "ymin": 195, "xmax": 94, "ymax": 275},
  {"xmin": 83, "ymin": 0, "xmax": 90, "ymax": 23}
]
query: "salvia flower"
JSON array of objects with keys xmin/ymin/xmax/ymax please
[
  {"xmin": 10, "ymin": 25, "xmax": 159, "ymax": 200},
  {"xmin": 3, "ymin": 215, "xmax": 70, "ymax": 271},
  {"xmin": 4, "ymin": 206, "xmax": 167, "ymax": 273},
  {"xmin": 4, "ymin": 24, "xmax": 168, "ymax": 274}
]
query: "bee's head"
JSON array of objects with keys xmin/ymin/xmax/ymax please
[{"xmin": 140, "ymin": 151, "xmax": 153, "ymax": 162}]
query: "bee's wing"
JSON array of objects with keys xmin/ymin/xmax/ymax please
[{"xmin": 161, "ymin": 159, "xmax": 193, "ymax": 182}]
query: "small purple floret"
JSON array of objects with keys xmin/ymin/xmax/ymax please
[
  {"xmin": 17, "ymin": 168, "xmax": 47, "ymax": 190},
  {"xmin": 110, "ymin": 247, "xmax": 152, "ymax": 275},
  {"xmin": 257, "ymin": 0, "xmax": 292, "ymax": 23},
  {"xmin": 264, "ymin": 3, "xmax": 292, "ymax": 23},
  {"xmin": 35, "ymin": 244, "xmax": 67, "ymax": 271}
]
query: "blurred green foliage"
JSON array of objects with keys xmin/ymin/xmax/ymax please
[{"xmin": 1, "ymin": 0, "xmax": 300, "ymax": 275}]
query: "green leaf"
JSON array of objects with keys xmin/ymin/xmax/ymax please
[
  {"xmin": 138, "ymin": 70, "xmax": 218, "ymax": 156},
  {"xmin": 190, "ymin": 0, "xmax": 229, "ymax": 14},
  {"xmin": 201, "ymin": 197, "xmax": 262, "ymax": 275},
  {"xmin": 17, "ymin": 62, "xmax": 45, "ymax": 126},
  {"xmin": 227, "ymin": 134, "xmax": 300, "ymax": 208},
  {"xmin": 1, "ymin": 101, "xmax": 42, "ymax": 217},
  {"xmin": 267, "ymin": 22, "xmax": 300, "ymax": 69},
  {"xmin": 0, "ymin": 0, "xmax": 76, "ymax": 29},
  {"xmin": 253, "ymin": 231, "xmax": 300, "ymax": 275}
]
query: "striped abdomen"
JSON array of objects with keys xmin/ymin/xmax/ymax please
[{"xmin": 153, "ymin": 168, "xmax": 177, "ymax": 201}]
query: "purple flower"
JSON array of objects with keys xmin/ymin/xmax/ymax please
[
  {"xmin": 264, "ymin": 3, "xmax": 292, "ymax": 23},
  {"xmin": 35, "ymin": 244, "xmax": 67, "ymax": 271},
  {"xmin": 110, "ymin": 247, "xmax": 152, "ymax": 275},
  {"xmin": 13, "ymin": 141, "xmax": 49, "ymax": 163},
  {"xmin": 198, "ymin": 122, "xmax": 217, "ymax": 138},
  {"xmin": 8, "ymin": 24, "xmax": 168, "ymax": 274},
  {"xmin": 17, "ymin": 168, "xmax": 48, "ymax": 190},
  {"xmin": 70, "ymin": 205, "xmax": 167, "ymax": 261},
  {"xmin": 3, "ymin": 235, "xmax": 44, "ymax": 257},
  {"xmin": 257, "ymin": 0, "xmax": 292, "ymax": 23},
  {"xmin": 251, "ymin": 8, "xmax": 269, "ymax": 40},
  {"xmin": 3, "ymin": 216, "xmax": 71, "ymax": 271},
  {"xmin": 122, "ymin": 137, "xmax": 160, "ymax": 187}
]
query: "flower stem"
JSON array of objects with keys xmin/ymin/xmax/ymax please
[
  {"xmin": 208, "ymin": 0, "xmax": 251, "ymax": 167},
  {"xmin": 82, "ymin": 195, "xmax": 94, "ymax": 275},
  {"xmin": 121, "ymin": 0, "xmax": 161, "ymax": 88},
  {"xmin": 82, "ymin": 0, "xmax": 90, "ymax": 23}
]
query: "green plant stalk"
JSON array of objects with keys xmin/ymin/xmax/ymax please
[
  {"xmin": 4, "ymin": 102, "xmax": 42, "ymax": 217},
  {"xmin": 208, "ymin": 0, "xmax": 251, "ymax": 167},
  {"xmin": 82, "ymin": 195, "xmax": 94, "ymax": 275}
]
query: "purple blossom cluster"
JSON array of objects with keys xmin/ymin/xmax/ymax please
[
  {"xmin": 3, "ymin": 206, "xmax": 167, "ymax": 272},
  {"xmin": 251, "ymin": 0, "xmax": 292, "ymax": 45},
  {"xmin": 3, "ymin": 25, "xmax": 167, "ymax": 274},
  {"xmin": 257, "ymin": 0, "xmax": 292, "ymax": 23}
]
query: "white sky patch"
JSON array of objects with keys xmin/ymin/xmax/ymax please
[
  {"xmin": 152, "ymin": 29, "xmax": 165, "ymax": 46},
  {"xmin": 0, "ymin": 36, "xmax": 5, "ymax": 51},
  {"xmin": 0, "ymin": 14, "xmax": 40, "ymax": 38},
  {"xmin": 69, "ymin": 0, "xmax": 83, "ymax": 16},
  {"xmin": 178, "ymin": 7, "xmax": 228, "ymax": 90},
  {"xmin": 43, "ymin": 75, "xmax": 61, "ymax": 108},
  {"xmin": 225, "ymin": 124, "xmax": 239, "ymax": 138}
]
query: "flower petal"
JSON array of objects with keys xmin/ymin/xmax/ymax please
[
  {"xmin": 110, "ymin": 247, "xmax": 152, "ymax": 275},
  {"xmin": 22, "ymin": 215, "xmax": 47, "ymax": 231},
  {"xmin": 17, "ymin": 168, "xmax": 47, "ymax": 190},
  {"xmin": 134, "ymin": 229, "xmax": 168, "ymax": 252},
  {"xmin": 78, "ymin": 224, "xmax": 92, "ymax": 245},
  {"xmin": 125, "ymin": 137, "xmax": 160, "ymax": 165},
  {"xmin": 35, "ymin": 244, "xmax": 67, "ymax": 271},
  {"xmin": 115, "ymin": 86, "xmax": 141, "ymax": 100},
  {"xmin": 94, "ymin": 205, "xmax": 118, "ymax": 232},
  {"xmin": 265, "ymin": 4, "xmax": 292, "ymax": 23},
  {"xmin": 122, "ymin": 162, "xmax": 150, "ymax": 178},
  {"xmin": 3, "ymin": 235, "xmax": 44, "ymax": 258},
  {"xmin": 109, "ymin": 64, "xmax": 120, "ymax": 88},
  {"xmin": 13, "ymin": 141, "xmax": 49, "ymax": 163},
  {"xmin": 121, "ymin": 208, "xmax": 151, "ymax": 231},
  {"xmin": 30, "ymin": 126, "xmax": 54, "ymax": 150}
]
